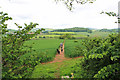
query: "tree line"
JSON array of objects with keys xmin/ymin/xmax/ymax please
[{"xmin": 52, "ymin": 27, "xmax": 92, "ymax": 33}]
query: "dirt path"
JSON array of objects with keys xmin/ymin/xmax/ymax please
[
  {"xmin": 42, "ymin": 41, "xmax": 83, "ymax": 64},
  {"xmin": 42, "ymin": 41, "xmax": 68, "ymax": 64},
  {"xmin": 41, "ymin": 40, "xmax": 83, "ymax": 78}
]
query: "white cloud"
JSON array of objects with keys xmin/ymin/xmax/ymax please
[{"xmin": 0, "ymin": 0, "xmax": 119, "ymax": 30}]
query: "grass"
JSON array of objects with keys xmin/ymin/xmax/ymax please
[
  {"xmin": 31, "ymin": 31, "xmax": 113, "ymax": 39},
  {"xmin": 64, "ymin": 39, "xmax": 85, "ymax": 58},
  {"xmin": 59, "ymin": 58, "xmax": 82, "ymax": 77},
  {"xmin": 31, "ymin": 63, "xmax": 59, "ymax": 78},
  {"xmin": 31, "ymin": 58, "xmax": 82, "ymax": 78},
  {"xmin": 49, "ymin": 32, "xmax": 76, "ymax": 35},
  {"xmin": 24, "ymin": 39, "xmax": 63, "ymax": 49},
  {"xmin": 20, "ymin": 39, "xmax": 64, "ymax": 63},
  {"xmin": 75, "ymin": 32, "xmax": 113, "ymax": 38},
  {"xmin": 32, "ymin": 35, "xmax": 60, "ymax": 38}
]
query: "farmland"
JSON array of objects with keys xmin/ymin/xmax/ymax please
[
  {"xmin": 49, "ymin": 32, "xmax": 76, "ymax": 35},
  {"xmin": 31, "ymin": 31, "xmax": 114, "ymax": 39},
  {"xmin": 64, "ymin": 39, "xmax": 85, "ymax": 58},
  {"xmin": 20, "ymin": 39, "xmax": 64, "ymax": 63},
  {"xmin": 31, "ymin": 58, "xmax": 82, "ymax": 78},
  {"xmin": 2, "ymin": 17, "xmax": 119, "ymax": 79},
  {"xmin": 1, "ymin": 2, "xmax": 120, "ymax": 79},
  {"xmin": 3, "ymin": 26, "xmax": 118, "ymax": 79}
]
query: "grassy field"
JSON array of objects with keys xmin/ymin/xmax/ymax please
[
  {"xmin": 32, "ymin": 31, "xmax": 113, "ymax": 39},
  {"xmin": 31, "ymin": 58, "xmax": 82, "ymax": 78},
  {"xmin": 75, "ymin": 32, "xmax": 113, "ymax": 38},
  {"xmin": 20, "ymin": 39, "xmax": 64, "ymax": 63},
  {"xmin": 64, "ymin": 39, "xmax": 85, "ymax": 58},
  {"xmin": 49, "ymin": 32, "xmax": 76, "ymax": 35}
]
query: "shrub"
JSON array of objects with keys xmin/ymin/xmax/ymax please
[{"xmin": 73, "ymin": 34, "xmax": 120, "ymax": 79}]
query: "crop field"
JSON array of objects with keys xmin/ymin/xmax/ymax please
[
  {"xmin": 49, "ymin": 32, "xmax": 76, "ymax": 35},
  {"xmin": 31, "ymin": 31, "xmax": 113, "ymax": 39},
  {"xmin": 74, "ymin": 34, "xmax": 87, "ymax": 38},
  {"xmin": 75, "ymin": 32, "xmax": 113, "ymax": 38},
  {"xmin": 34, "ymin": 35, "xmax": 60, "ymax": 38},
  {"xmin": 64, "ymin": 39, "xmax": 85, "ymax": 58},
  {"xmin": 20, "ymin": 39, "xmax": 64, "ymax": 63}
]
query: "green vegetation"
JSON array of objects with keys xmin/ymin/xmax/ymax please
[
  {"xmin": 21, "ymin": 39, "xmax": 63, "ymax": 61},
  {"xmin": 76, "ymin": 32, "xmax": 112, "ymax": 38},
  {"xmin": 31, "ymin": 63, "xmax": 58, "ymax": 78},
  {"xmin": 71, "ymin": 33, "xmax": 120, "ymax": 79},
  {"xmin": 1, "ymin": 12, "xmax": 46, "ymax": 78},
  {"xmin": 64, "ymin": 39, "xmax": 84, "ymax": 58},
  {"xmin": 33, "ymin": 35, "xmax": 60, "ymax": 38},
  {"xmin": 31, "ymin": 58, "xmax": 81, "ymax": 78},
  {"xmin": 52, "ymin": 27, "xmax": 92, "ymax": 33},
  {"xmin": 1, "ymin": 11, "xmax": 120, "ymax": 79},
  {"xmin": 32, "ymin": 31, "xmax": 113, "ymax": 39},
  {"xmin": 49, "ymin": 32, "xmax": 75, "ymax": 35},
  {"xmin": 59, "ymin": 58, "xmax": 81, "ymax": 77},
  {"xmin": 98, "ymin": 28, "xmax": 118, "ymax": 32},
  {"xmin": 59, "ymin": 33, "xmax": 75, "ymax": 39}
]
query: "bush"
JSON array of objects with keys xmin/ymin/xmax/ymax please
[
  {"xmin": 73, "ymin": 34, "xmax": 120, "ymax": 79},
  {"xmin": 59, "ymin": 33, "xmax": 75, "ymax": 39},
  {"xmin": 43, "ymin": 36, "xmax": 46, "ymax": 38},
  {"xmin": 1, "ymin": 12, "xmax": 45, "ymax": 78}
]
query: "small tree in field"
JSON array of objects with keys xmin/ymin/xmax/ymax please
[{"xmin": 59, "ymin": 33, "xmax": 75, "ymax": 39}]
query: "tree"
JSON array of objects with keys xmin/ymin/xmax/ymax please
[
  {"xmin": 59, "ymin": 33, "xmax": 75, "ymax": 39},
  {"xmin": 1, "ymin": 12, "xmax": 45, "ymax": 78},
  {"xmin": 55, "ymin": 0, "xmax": 96, "ymax": 11}
]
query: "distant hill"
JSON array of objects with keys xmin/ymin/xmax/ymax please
[
  {"xmin": 7, "ymin": 29, "xmax": 17, "ymax": 33},
  {"xmin": 51, "ymin": 27, "xmax": 92, "ymax": 33},
  {"xmin": 98, "ymin": 28, "xmax": 118, "ymax": 32}
]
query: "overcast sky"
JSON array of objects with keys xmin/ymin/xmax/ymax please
[{"xmin": 0, "ymin": 0, "xmax": 119, "ymax": 30}]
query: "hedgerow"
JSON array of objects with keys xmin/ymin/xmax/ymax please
[{"xmin": 73, "ymin": 33, "xmax": 120, "ymax": 79}]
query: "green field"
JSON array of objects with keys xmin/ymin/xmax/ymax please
[
  {"xmin": 20, "ymin": 39, "xmax": 64, "ymax": 63},
  {"xmin": 64, "ymin": 39, "xmax": 85, "ymax": 58},
  {"xmin": 32, "ymin": 31, "xmax": 113, "ymax": 39},
  {"xmin": 31, "ymin": 58, "xmax": 82, "ymax": 78},
  {"xmin": 49, "ymin": 32, "xmax": 76, "ymax": 35},
  {"xmin": 75, "ymin": 32, "xmax": 113, "ymax": 38}
]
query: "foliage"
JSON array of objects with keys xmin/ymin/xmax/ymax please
[
  {"xmin": 31, "ymin": 63, "xmax": 58, "ymax": 78},
  {"xmin": 100, "ymin": 11, "xmax": 119, "ymax": 24},
  {"xmin": 64, "ymin": 39, "xmax": 84, "ymax": 57},
  {"xmin": 55, "ymin": 0, "xmax": 96, "ymax": 11},
  {"xmin": 20, "ymin": 39, "xmax": 64, "ymax": 63},
  {"xmin": 49, "ymin": 32, "xmax": 75, "ymax": 35},
  {"xmin": 31, "ymin": 57, "xmax": 81, "ymax": 78},
  {"xmin": 73, "ymin": 33, "xmax": 120, "ymax": 79},
  {"xmin": 59, "ymin": 33, "xmax": 75, "ymax": 39},
  {"xmin": 1, "ymin": 12, "xmax": 45, "ymax": 78},
  {"xmin": 53, "ymin": 27, "xmax": 92, "ymax": 33},
  {"xmin": 99, "ymin": 29, "xmax": 118, "ymax": 32}
]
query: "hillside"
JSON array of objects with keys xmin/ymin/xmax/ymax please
[{"xmin": 51, "ymin": 27, "xmax": 92, "ymax": 33}]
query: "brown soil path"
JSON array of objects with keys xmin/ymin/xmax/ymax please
[
  {"xmin": 41, "ymin": 40, "xmax": 83, "ymax": 78},
  {"xmin": 41, "ymin": 40, "xmax": 83, "ymax": 64},
  {"xmin": 41, "ymin": 40, "xmax": 71, "ymax": 64}
]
